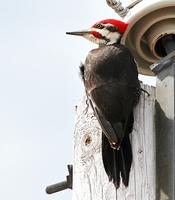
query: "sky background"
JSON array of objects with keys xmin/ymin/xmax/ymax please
[{"xmin": 0, "ymin": 0, "xmax": 155, "ymax": 200}]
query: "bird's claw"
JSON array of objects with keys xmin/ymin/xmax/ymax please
[
  {"xmin": 141, "ymin": 88, "xmax": 150, "ymax": 96},
  {"xmin": 110, "ymin": 142, "xmax": 120, "ymax": 150}
]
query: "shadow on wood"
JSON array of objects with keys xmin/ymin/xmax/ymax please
[
  {"xmin": 155, "ymin": 101, "xmax": 173, "ymax": 200},
  {"xmin": 154, "ymin": 60, "xmax": 175, "ymax": 200}
]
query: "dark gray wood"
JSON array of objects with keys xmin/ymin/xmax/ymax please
[{"xmin": 152, "ymin": 53, "xmax": 175, "ymax": 200}]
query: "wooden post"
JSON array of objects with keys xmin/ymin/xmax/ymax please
[
  {"xmin": 73, "ymin": 84, "xmax": 156, "ymax": 200},
  {"xmin": 151, "ymin": 51, "xmax": 175, "ymax": 200}
]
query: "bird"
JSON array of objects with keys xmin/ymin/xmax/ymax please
[{"xmin": 66, "ymin": 19, "xmax": 141, "ymax": 188}]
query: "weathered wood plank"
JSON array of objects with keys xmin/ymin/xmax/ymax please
[
  {"xmin": 153, "ymin": 58, "xmax": 175, "ymax": 200},
  {"xmin": 73, "ymin": 84, "xmax": 155, "ymax": 200}
]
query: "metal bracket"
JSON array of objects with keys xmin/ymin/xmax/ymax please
[
  {"xmin": 45, "ymin": 165, "xmax": 73, "ymax": 194},
  {"xmin": 106, "ymin": 0, "xmax": 142, "ymax": 17},
  {"xmin": 150, "ymin": 50, "xmax": 175, "ymax": 75}
]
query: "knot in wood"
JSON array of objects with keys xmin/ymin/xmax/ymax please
[
  {"xmin": 138, "ymin": 149, "xmax": 143, "ymax": 154},
  {"xmin": 85, "ymin": 135, "xmax": 92, "ymax": 145}
]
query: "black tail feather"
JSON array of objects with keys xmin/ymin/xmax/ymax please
[
  {"xmin": 120, "ymin": 135, "xmax": 132, "ymax": 186},
  {"xmin": 102, "ymin": 133, "xmax": 120, "ymax": 188},
  {"xmin": 102, "ymin": 133, "xmax": 132, "ymax": 188}
]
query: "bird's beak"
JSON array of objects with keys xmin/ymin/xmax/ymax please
[{"xmin": 66, "ymin": 30, "xmax": 91, "ymax": 36}]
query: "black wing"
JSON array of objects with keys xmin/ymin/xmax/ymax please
[
  {"xmin": 83, "ymin": 44, "xmax": 140, "ymax": 141},
  {"xmin": 80, "ymin": 44, "xmax": 140, "ymax": 187}
]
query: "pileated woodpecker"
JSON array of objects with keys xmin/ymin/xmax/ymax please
[{"xmin": 67, "ymin": 19, "xmax": 141, "ymax": 188}]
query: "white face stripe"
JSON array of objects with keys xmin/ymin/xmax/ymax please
[
  {"xmin": 82, "ymin": 23, "xmax": 121, "ymax": 45},
  {"xmin": 91, "ymin": 23, "xmax": 116, "ymax": 33},
  {"xmin": 84, "ymin": 33, "xmax": 107, "ymax": 45},
  {"xmin": 91, "ymin": 27, "xmax": 109, "ymax": 35},
  {"xmin": 107, "ymin": 32, "xmax": 121, "ymax": 45},
  {"xmin": 89, "ymin": 23, "xmax": 121, "ymax": 45}
]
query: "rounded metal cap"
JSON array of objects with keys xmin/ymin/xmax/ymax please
[{"xmin": 121, "ymin": 0, "xmax": 175, "ymax": 76}]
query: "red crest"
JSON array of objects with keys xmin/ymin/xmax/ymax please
[{"xmin": 92, "ymin": 19, "xmax": 128, "ymax": 33}]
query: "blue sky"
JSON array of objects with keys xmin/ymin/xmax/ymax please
[{"xmin": 0, "ymin": 0, "xmax": 155, "ymax": 200}]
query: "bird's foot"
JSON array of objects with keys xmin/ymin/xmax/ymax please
[
  {"xmin": 141, "ymin": 88, "xmax": 150, "ymax": 96},
  {"xmin": 110, "ymin": 142, "xmax": 120, "ymax": 150}
]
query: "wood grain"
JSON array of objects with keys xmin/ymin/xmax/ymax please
[{"xmin": 73, "ymin": 84, "xmax": 156, "ymax": 200}]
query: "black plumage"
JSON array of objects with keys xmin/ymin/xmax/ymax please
[{"xmin": 80, "ymin": 43, "xmax": 140, "ymax": 188}]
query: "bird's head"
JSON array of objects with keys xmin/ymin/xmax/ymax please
[{"xmin": 66, "ymin": 19, "xmax": 128, "ymax": 46}]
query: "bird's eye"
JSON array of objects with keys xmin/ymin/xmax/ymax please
[
  {"xmin": 106, "ymin": 26, "xmax": 118, "ymax": 32},
  {"xmin": 95, "ymin": 24, "xmax": 105, "ymax": 29}
]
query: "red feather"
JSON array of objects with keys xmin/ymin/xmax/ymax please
[
  {"xmin": 91, "ymin": 31, "xmax": 103, "ymax": 39},
  {"xmin": 92, "ymin": 19, "xmax": 128, "ymax": 33}
]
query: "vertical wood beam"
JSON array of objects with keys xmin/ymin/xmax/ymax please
[
  {"xmin": 152, "ymin": 52, "xmax": 175, "ymax": 200},
  {"xmin": 73, "ymin": 84, "xmax": 156, "ymax": 200}
]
